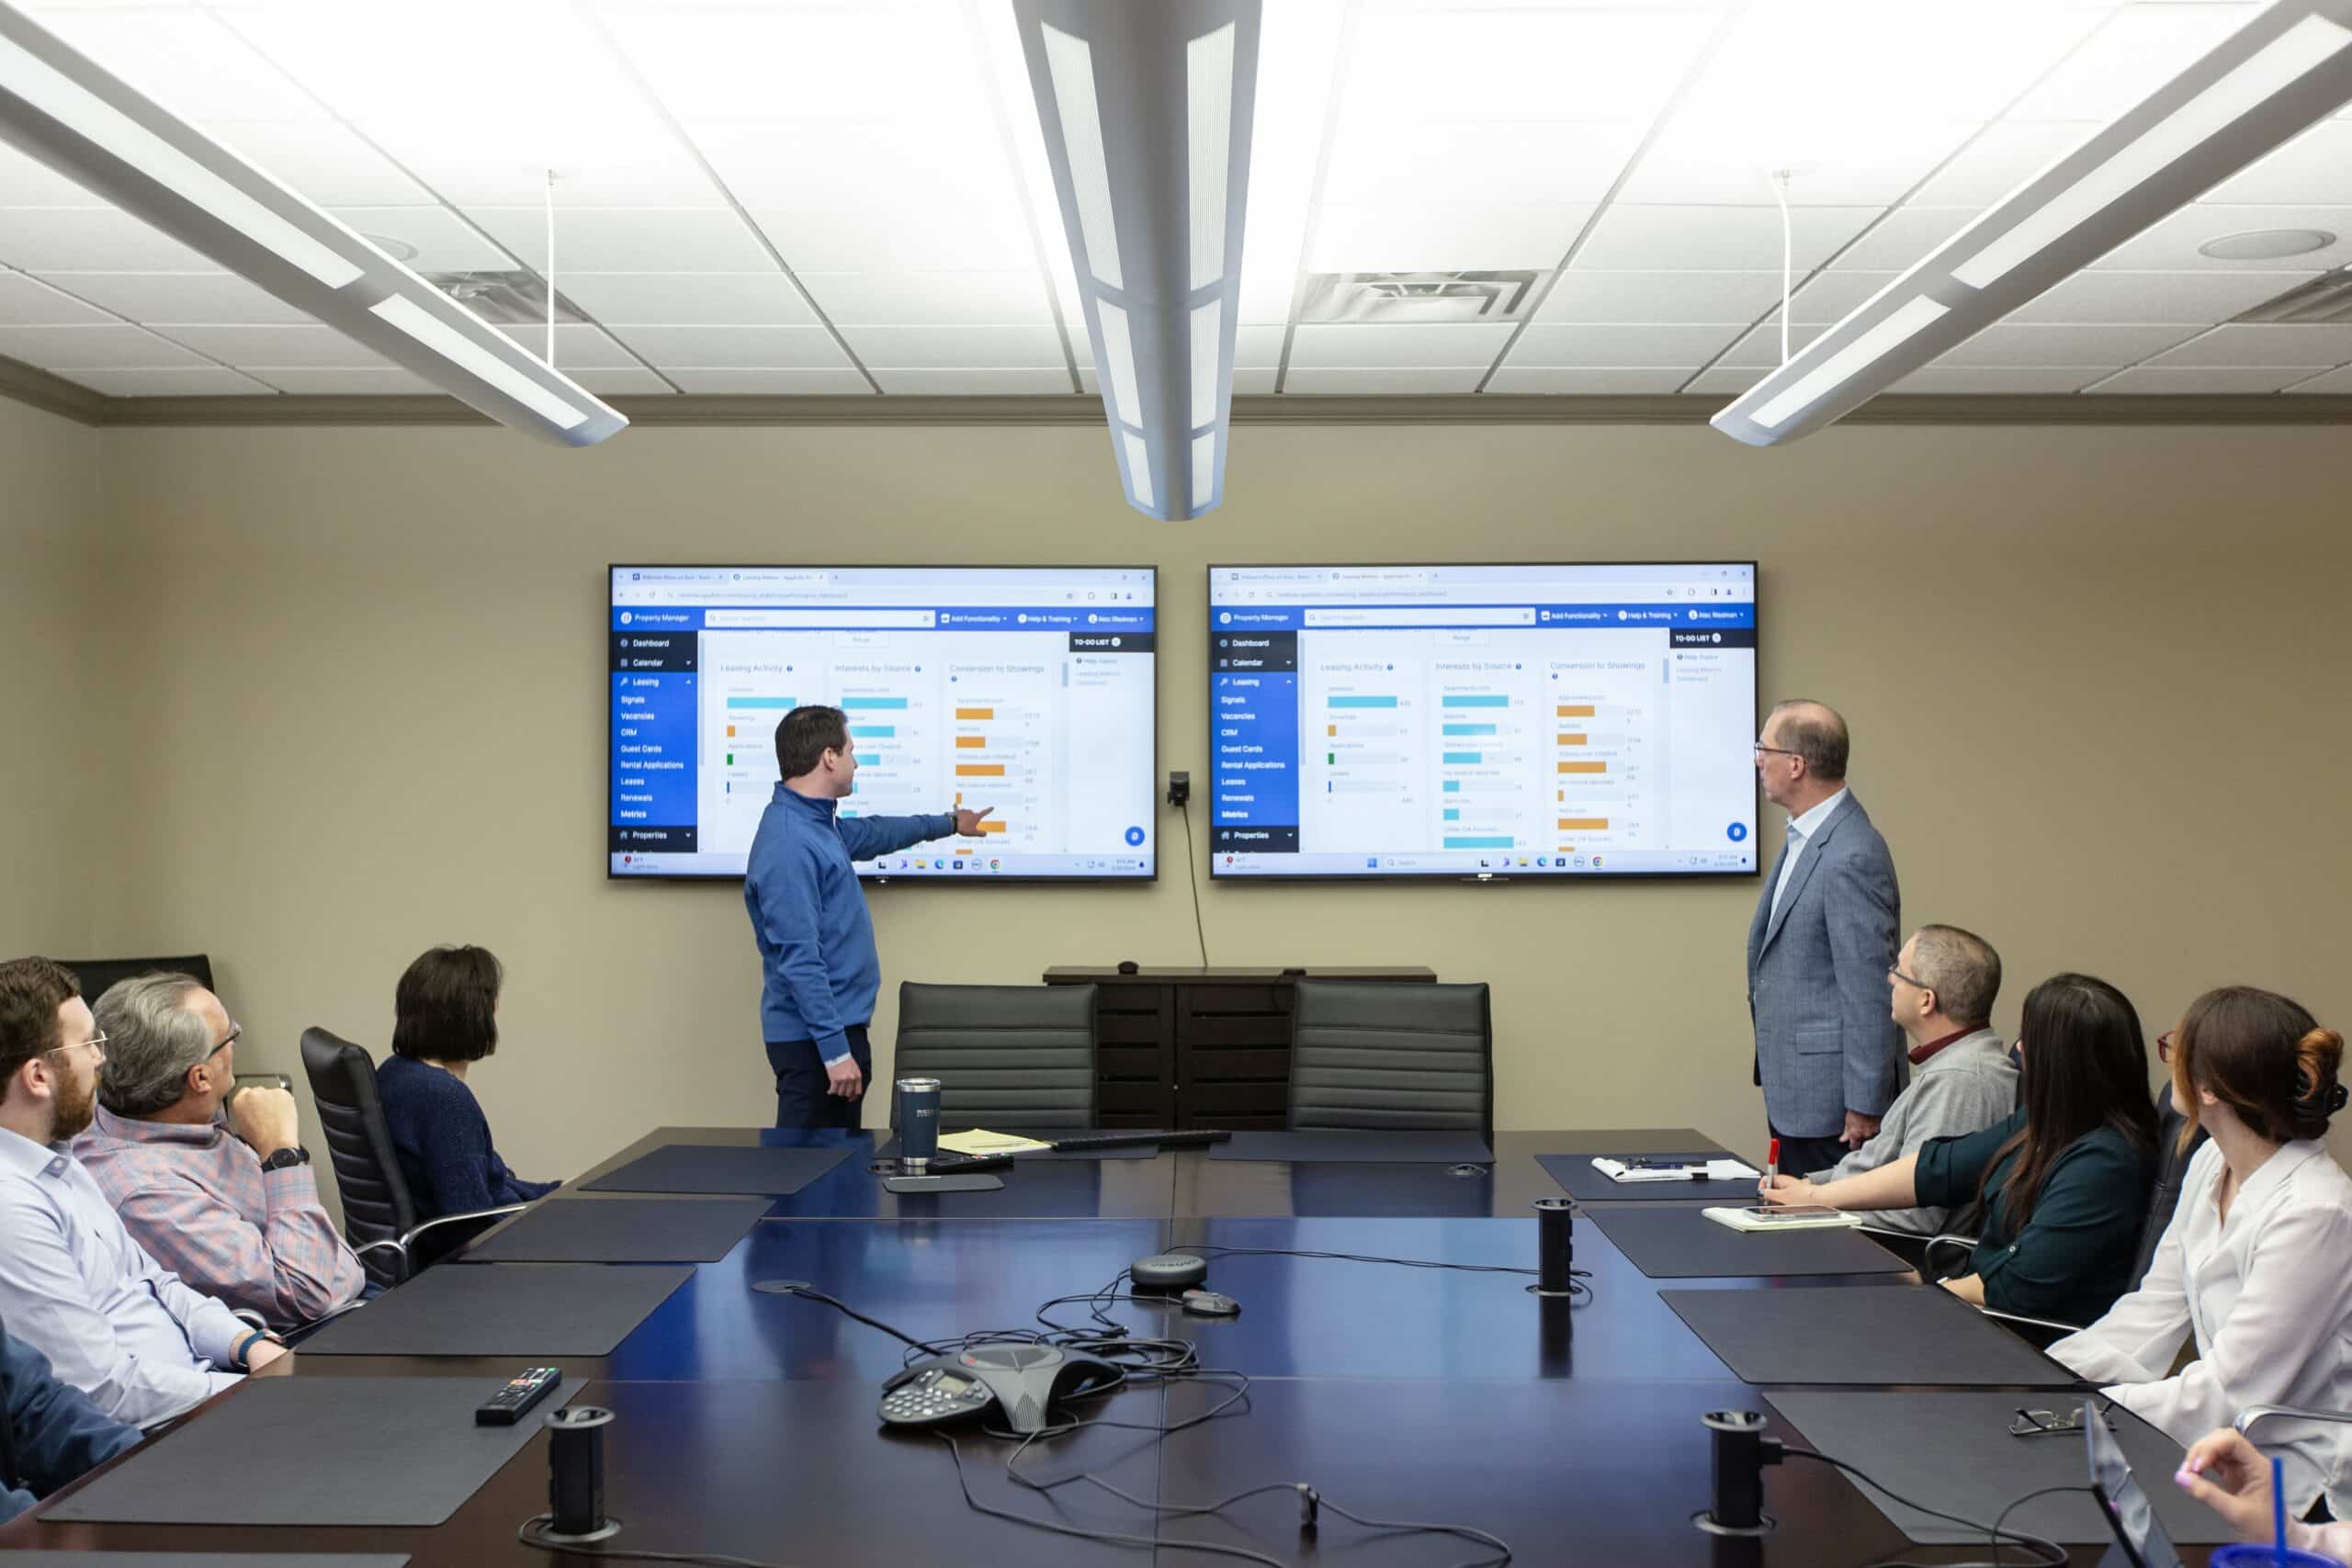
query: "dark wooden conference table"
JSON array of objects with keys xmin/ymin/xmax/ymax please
[{"xmin": 0, "ymin": 1126, "xmax": 2197, "ymax": 1566}]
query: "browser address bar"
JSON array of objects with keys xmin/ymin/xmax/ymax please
[
  {"xmin": 1302, "ymin": 607, "xmax": 1536, "ymax": 626},
  {"xmin": 704, "ymin": 609, "xmax": 937, "ymax": 628}
]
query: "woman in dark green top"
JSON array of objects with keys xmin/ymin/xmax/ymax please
[{"xmin": 1762, "ymin": 972, "xmax": 2161, "ymax": 1325}]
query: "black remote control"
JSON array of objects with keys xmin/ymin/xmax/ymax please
[{"xmin": 475, "ymin": 1366, "xmax": 561, "ymax": 1426}]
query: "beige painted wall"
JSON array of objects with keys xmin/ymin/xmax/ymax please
[
  {"xmin": 0, "ymin": 397, "xmax": 100, "ymax": 958},
  {"xmin": 62, "ymin": 418, "xmax": 2352, "ymax": 1184}
]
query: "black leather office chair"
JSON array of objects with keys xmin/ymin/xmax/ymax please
[
  {"xmin": 58, "ymin": 953, "xmax": 214, "ymax": 1001},
  {"xmin": 300, "ymin": 1027, "xmax": 521, "ymax": 1288},
  {"xmin": 890, "ymin": 983, "xmax": 1100, "ymax": 1134},
  {"xmin": 1287, "ymin": 981, "xmax": 1492, "ymax": 1136}
]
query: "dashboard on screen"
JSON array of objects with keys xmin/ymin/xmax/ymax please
[
  {"xmin": 1208, "ymin": 562, "xmax": 1758, "ymax": 880},
  {"xmin": 610, "ymin": 566, "xmax": 1157, "ymax": 880}
]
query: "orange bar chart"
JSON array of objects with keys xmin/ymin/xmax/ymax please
[
  {"xmin": 973, "ymin": 819, "xmax": 1007, "ymax": 834},
  {"xmin": 1559, "ymin": 818, "xmax": 1610, "ymax": 831},
  {"xmin": 1558, "ymin": 761, "xmax": 1607, "ymax": 774},
  {"xmin": 956, "ymin": 762, "xmax": 1005, "ymax": 777},
  {"xmin": 955, "ymin": 735, "xmax": 987, "ymax": 749},
  {"xmin": 955, "ymin": 706, "xmax": 994, "ymax": 721},
  {"xmin": 1557, "ymin": 733, "xmax": 1587, "ymax": 746},
  {"xmin": 1557, "ymin": 704, "xmax": 1596, "ymax": 718}
]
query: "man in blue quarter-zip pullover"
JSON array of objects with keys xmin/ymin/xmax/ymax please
[{"xmin": 745, "ymin": 705, "xmax": 991, "ymax": 1128}]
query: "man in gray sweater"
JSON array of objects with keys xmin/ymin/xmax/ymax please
[{"xmin": 1808, "ymin": 923, "xmax": 2017, "ymax": 1235}]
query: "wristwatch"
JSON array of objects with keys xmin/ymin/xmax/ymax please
[{"xmin": 257, "ymin": 1145, "xmax": 311, "ymax": 1172}]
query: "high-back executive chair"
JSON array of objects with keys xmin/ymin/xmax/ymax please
[
  {"xmin": 1287, "ymin": 980, "xmax": 1493, "ymax": 1139},
  {"xmin": 890, "ymin": 983, "xmax": 1100, "ymax": 1134}
]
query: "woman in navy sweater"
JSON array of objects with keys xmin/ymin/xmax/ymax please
[{"xmin": 376, "ymin": 944, "xmax": 557, "ymax": 1221}]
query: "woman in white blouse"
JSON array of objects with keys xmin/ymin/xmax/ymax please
[{"xmin": 2050, "ymin": 986, "xmax": 2350, "ymax": 1524}]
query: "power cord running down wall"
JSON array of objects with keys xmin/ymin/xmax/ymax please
[{"xmin": 1172, "ymin": 773, "xmax": 1209, "ymax": 965}]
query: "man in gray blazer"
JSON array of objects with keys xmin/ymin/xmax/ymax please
[{"xmin": 1747, "ymin": 700, "xmax": 1903, "ymax": 1179}]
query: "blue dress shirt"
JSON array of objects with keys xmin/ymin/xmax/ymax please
[{"xmin": 743, "ymin": 784, "xmax": 952, "ymax": 1064}]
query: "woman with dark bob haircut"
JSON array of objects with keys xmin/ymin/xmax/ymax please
[
  {"xmin": 1761, "ymin": 972, "xmax": 2160, "ymax": 1325},
  {"xmin": 375, "ymin": 944, "xmax": 557, "ymax": 1226},
  {"xmin": 2053, "ymin": 986, "xmax": 2350, "ymax": 1528}
]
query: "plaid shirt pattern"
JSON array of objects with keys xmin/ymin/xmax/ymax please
[{"xmin": 71, "ymin": 1104, "xmax": 365, "ymax": 1333}]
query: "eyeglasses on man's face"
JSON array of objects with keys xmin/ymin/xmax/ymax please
[
  {"xmin": 43, "ymin": 1032, "xmax": 106, "ymax": 1062},
  {"xmin": 1887, "ymin": 966, "xmax": 1928, "ymax": 991},
  {"xmin": 207, "ymin": 1024, "xmax": 242, "ymax": 1059}
]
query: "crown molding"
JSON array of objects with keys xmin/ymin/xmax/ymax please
[{"xmin": 10, "ymin": 371, "xmax": 2352, "ymax": 432}]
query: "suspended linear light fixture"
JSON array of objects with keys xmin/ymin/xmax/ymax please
[
  {"xmin": 0, "ymin": 0, "xmax": 624, "ymax": 445},
  {"xmin": 1012, "ymin": 0, "xmax": 1259, "ymax": 520},
  {"xmin": 1713, "ymin": 0, "xmax": 2352, "ymax": 446}
]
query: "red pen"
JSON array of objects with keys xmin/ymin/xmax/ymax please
[{"xmin": 1766, "ymin": 1137, "xmax": 1781, "ymax": 1189}]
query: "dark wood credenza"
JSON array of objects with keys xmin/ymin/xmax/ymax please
[{"xmin": 1041, "ymin": 965, "xmax": 1438, "ymax": 1129}]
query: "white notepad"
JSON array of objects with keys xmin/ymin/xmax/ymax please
[
  {"xmin": 1702, "ymin": 1205, "xmax": 1864, "ymax": 1233},
  {"xmin": 1590, "ymin": 1156, "xmax": 1760, "ymax": 1184}
]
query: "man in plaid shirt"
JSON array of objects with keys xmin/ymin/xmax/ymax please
[{"xmin": 71, "ymin": 974, "xmax": 363, "ymax": 1334}]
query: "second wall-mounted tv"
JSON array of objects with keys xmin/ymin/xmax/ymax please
[
  {"xmin": 1208, "ymin": 562, "xmax": 1758, "ymax": 880},
  {"xmin": 611, "ymin": 565, "xmax": 1157, "ymax": 881}
]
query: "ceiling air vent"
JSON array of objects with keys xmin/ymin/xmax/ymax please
[
  {"xmin": 1297, "ymin": 270, "xmax": 1541, "ymax": 324},
  {"xmin": 424, "ymin": 271, "xmax": 588, "ymax": 328},
  {"xmin": 2232, "ymin": 265, "xmax": 2352, "ymax": 324}
]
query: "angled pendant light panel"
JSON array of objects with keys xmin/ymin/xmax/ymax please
[
  {"xmin": 0, "ymin": 0, "xmax": 624, "ymax": 446},
  {"xmin": 1012, "ymin": 0, "xmax": 1259, "ymax": 520},
  {"xmin": 1714, "ymin": 0, "xmax": 2352, "ymax": 446}
]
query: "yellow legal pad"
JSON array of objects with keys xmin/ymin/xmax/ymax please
[{"xmin": 937, "ymin": 1129, "xmax": 1055, "ymax": 1156}]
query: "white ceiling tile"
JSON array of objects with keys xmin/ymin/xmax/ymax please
[
  {"xmin": 1719, "ymin": 321, "xmax": 1832, "ymax": 367},
  {"xmin": 1308, "ymin": 203, "xmax": 1597, "ymax": 274},
  {"xmin": 1932, "ymin": 322, "xmax": 2199, "ymax": 367},
  {"xmin": 1321, "ymin": 122, "xmax": 1645, "ymax": 209},
  {"xmin": 327, "ymin": 208, "xmax": 514, "ymax": 272},
  {"xmin": 2007, "ymin": 270, "xmax": 2313, "ymax": 323},
  {"xmin": 607, "ymin": 325, "xmax": 854, "ymax": 370},
  {"xmin": 0, "ymin": 209, "xmax": 220, "ymax": 272},
  {"xmin": 1892, "ymin": 367, "xmax": 2102, "ymax": 394},
  {"xmin": 152, "ymin": 322, "xmax": 388, "ymax": 367},
  {"xmin": 198, "ymin": 121, "xmax": 430, "ymax": 208},
  {"xmin": 469, "ymin": 209, "xmax": 767, "ymax": 274},
  {"xmin": 493, "ymin": 324, "xmax": 644, "ymax": 370},
  {"xmin": 1234, "ymin": 326, "xmax": 1285, "ymax": 369},
  {"xmin": 1617, "ymin": 122, "xmax": 1978, "ymax": 208},
  {"xmin": 1788, "ymin": 271, "xmax": 1902, "ymax": 323},
  {"xmin": 59, "ymin": 367, "xmax": 274, "ymax": 397},
  {"xmin": 1485, "ymin": 367, "xmax": 1693, "ymax": 394},
  {"xmin": 1234, "ymin": 367, "xmax": 1278, "ymax": 395},
  {"xmin": 1510, "ymin": 322, "xmax": 1744, "ymax": 367},
  {"xmin": 1237, "ymin": 0, "xmax": 1345, "ymax": 328},
  {"xmin": 1830, "ymin": 208, "xmax": 1981, "ymax": 271},
  {"xmin": 2093, "ymin": 205, "xmax": 2352, "ymax": 271},
  {"xmin": 2282, "ymin": 364, "xmax": 2352, "ymax": 393},
  {"xmin": 1341, "ymin": 7, "xmax": 1720, "ymax": 125},
  {"xmin": 0, "ymin": 322, "xmax": 208, "ymax": 367},
  {"xmin": 1537, "ymin": 271, "xmax": 1788, "ymax": 325},
  {"xmin": 1682, "ymin": 366, "xmax": 1767, "ymax": 395},
  {"xmin": 1908, "ymin": 122, "xmax": 2098, "ymax": 207},
  {"xmin": 1288, "ymin": 323, "xmax": 1516, "ymax": 368},
  {"xmin": 2206, "ymin": 120, "xmax": 2352, "ymax": 206},
  {"xmin": 34, "ymin": 271, "xmax": 311, "ymax": 324},
  {"xmin": 1283, "ymin": 367, "xmax": 1488, "ymax": 394},
  {"xmin": 870, "ymin": 368, "xmax": 1075, "ymax": 395},
  {"xmin": 2008, "ymin": 4, "xmax": 2257, "ymax": 121},
  {"xmin": 797, "ymin": 271, "xmax": 1048, "ymax": 328},
  {"xmin": 0, "ymin": 143, "xmax": 107, "ymax": 208},
  {"xmin": 0, "ymin": 272, "xmax": 112, "ymax": 326},
  {"xmin": 607, "ymin": 2, "xmax": 980, "ymax": 123},
  {"xmin": 2087, "ymin": 366, "xmax": 2308, "ymax": 393},
  {"xmin": 39, "ymin": 7, "xmax": 323, "ymax": 121},
  {"xmin": 244, "ymin": 367, "xmax": 439, "ymax": 395},
  {"xmin": 2143, "ymin": 322, "xmax": 2352, "ymax": 367},
  {"xmin": 553, "ymin": 272, "xmax": 815, "ymax": 328},
  {"xmin": 1573, "ymin": 206, "xmax": 1879, "ymax": 272},
  {"xmin": 664, "ymin": 368, "xmax": 874, "ymax": 395},
  {"xmin": 564, "ymin": 368, "xmax": 673, "ymax": 397},
  {"xmin": 838, "ymin": 326, "xmax": 1067, "ymax": 369}
]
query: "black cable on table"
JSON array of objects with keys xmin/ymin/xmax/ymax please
[
  {"xmin": 1781, "ymin": 1449, "xmax": 2076, "ymax": 1568},
  {"xmin": 1167, "ymin": 1243, "xmax": 1592, "ymax": 1302},
  {"xmin": 517, "ymin": 1515, "xmax": 803, "ymax": 1568}
]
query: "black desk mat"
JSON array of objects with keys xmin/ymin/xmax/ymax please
[
  {"xmin": 1206, "ymin": 1130, "xmax": 1494, "ymax": 1164},
  {"xmin": 299, "ymin": 1262, "xmax": 692, "ymax": 1356},
  {"xmin": 1766, "ymin": 1392, "xmax": 2233, "ymax": 1545},
  {"xmin": 1587, "ymin": 1204, "xmax": 1910, "ymax": 1278},
  {"xmin": 1539, "ymin": 1152, "xmax": 1766, "ymax": 1203},
  {"xmin": 1661, "ymin": 1283, "xmax": 2079, "ymax": 1387},
  {"xmin": 582, "ymin": 1142, "xmax": 854, "ymax": 1195},
  {"xmin": 44, "ymin": 1377, "xmax": 577, "ymax": 1526},
  {"xmin": 871, "ymin": 1134, "xmax": 1154, "ymax": 1161},
  {"xmin": 462, "ymin": 1197, "xmax": 767, "ymax": 1263}
]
